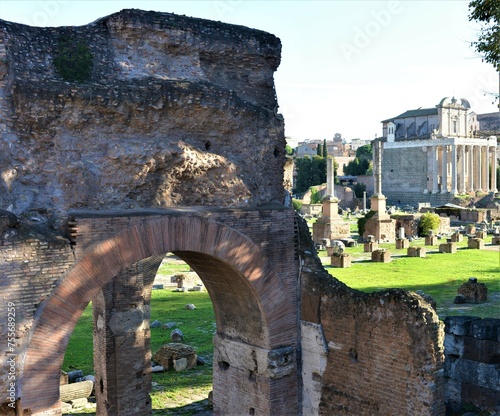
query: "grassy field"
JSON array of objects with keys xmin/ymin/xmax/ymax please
[{"xmin": 62, "ymin": 236, "xmax": 499, "ymax": 414}]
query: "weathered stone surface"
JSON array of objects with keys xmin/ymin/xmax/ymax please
[
  {"xmin": 0, "ymin": 9, "xmax": 285, "ymax": 224},
  {"xmin": 0, "ymin": 210, "xmax": 17, "ymax": 234},
  {"xmin": 467, "ymin": 237, "xmax": 484, "ymax": 250}
]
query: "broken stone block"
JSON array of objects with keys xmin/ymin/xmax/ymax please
[
  {"xmin": 439, "ymin": 242, "xmax": 456, "ymax": 253},
  {"xmin": 150, "ymin": 320, "xmax": 162, "ymax": 328},
  {"xmin": 407, "ymin": 246, "xmax": 426, "ymax": 258},
  {"xmin": 363, "ymin": 241, "xmax": 378, "ymax": 253},
  {"xmin": 330, "ymin": 253, "xmax": 351, "ymax": 268},
  {"xmin": 174, "ymin": 357, "xmax": 188, "ymax": 371},
  {"xmin": 395, "ymin": 238, "xmax": 409, "ymax": 249},
  {"xmin": 467, "ymin": 237, "xmax": 484, "ymax": 250},
  {"xmin": 171, "ymin": 328, "xmax": 184, "ymax": 342},
  {"xmin": 371, "ymin": 249, "xmax": 390, "ymax": 263},
  {"xmin": 457, "ymin": 278, "xmax": 488, "ymax": 303},
  {"xmin": 59, "ymin": 380, "xmax": 93, "ymax": 403},
  {"xmin": 425, "ymin": 235, "xmax": 438, "ymax": 246},
  {"xmin": 450, "ymin": 232, "xmax": 463, "ymax": 243},
  {"xmin": 153, "ymin": 343, "xmax": 197, "ymax": 371}
]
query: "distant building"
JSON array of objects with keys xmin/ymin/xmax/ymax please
[
  {"xmin": 378, "ymin": 97, "xmax": 498, "ymax": 206},
  {"xmin": 295, "ymin": 140, "xmax": 321, "ymax": 158}
]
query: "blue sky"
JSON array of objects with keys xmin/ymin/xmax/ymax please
[{"xmin": 1, "ymin": 1, "xmax": 498, "ymax": 144}]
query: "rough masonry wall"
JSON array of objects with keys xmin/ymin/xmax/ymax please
[
  {"xmin": 0, "ymin": 221, "xmax": 75, "ymax": 413},
  {"xmin": 444, "ymin": 316, "xmax": 500, "ymax": 414},
  {"xmin": 297, "ymin": 215, "xmax": 446, "ymax": 416},
  {"xmin": 0, "ymin": 10, "xmax": 286, "ymax": 227}
]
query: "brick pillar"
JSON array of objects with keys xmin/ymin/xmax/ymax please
[{"xmin": 93, "ymin": 255, "xmax": 163, "ymax": 416}]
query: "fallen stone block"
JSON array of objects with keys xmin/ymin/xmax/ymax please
[
  {"xmin": 153, "ymin": 343, "xmax": 197, "ymax": 371},
  {"xmin": 60, "ymin": 380, "xmax": 93, "ymax": 403}
]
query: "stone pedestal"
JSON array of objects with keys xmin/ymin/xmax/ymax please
[
  {"xmin": 468, "ymin": 238, "xmax": 484, "ymax": 250},
  {"xmin": 371, "ymin": 249, "xmax": 391, "ymax": 263},
  {"xmin": 475, "ymin": 231, "xmax": 487, "ymax": 240},
  {"xmin": 450, "ymin": 232, "xmax": 463, "ymax": 243},
  {"xmin": 312, "ymin": 196, "xmax": 351, "ymax": 244},
  {"xmin": 370, "ymin": 194, "xmax": 387, "ymax": 214},
  {"xmin": 396, "ymin": 238, "xmax": 409, "ymax": 249},
  {"xmin": 407, "ymin": 247, "xmax": 426, "ymax": 258},
  {"xmin": 425, "ymin": 235, "xmax": 438, "ymax": 246},
  {"xmin": 364, "ymin": 241, "xmax": 378, "ymax": 253},
  {"xmin": 439, "ymin": 242, "xmax": 457, "ymax": 253},
  {"xmin": 492, "ymin": 235, "xmax": 500, "ymax": 245},
  {"xmin": 312, "ymin": 218, "xmax": 350, "ymax": 244},
  {"xmin": 330, "ymin": 253, "xmax": 351, "ymax": 268}
]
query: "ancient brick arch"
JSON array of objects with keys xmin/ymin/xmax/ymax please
[{"xmin": 20, "ymin": 212, "xmax": 298, "ymax": 415}]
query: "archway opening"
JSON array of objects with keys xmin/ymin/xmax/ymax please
[{"xmin": 62, "ymin": 252, "xmax": 219, "ymax": 414}]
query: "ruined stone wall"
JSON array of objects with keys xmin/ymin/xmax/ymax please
[
  {"xmin": 0, "ymin": 10, "xmax": 285, "ymax": 227},
  {"xmin": 298, "ymin": 215, "xmax": 446, "ymax": 416},
  {"xmin": 0, "ymin": 222, "xmax": 75, "ymax": 412},
  {"xmin": 444, "ymin": 316, "xmax": 500, "ymax": 414}
]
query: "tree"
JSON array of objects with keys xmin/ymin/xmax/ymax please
[
  {"xmin": 323, "ymin": 138, "xmax": 328, "ymax": 158},
  {"xmin": 293, "ymin": 155, "xmax": 327, "ymax": 194},
  {"xmin": 343, "ymin": 158, "xmax": 370, "ymax": 176},
  {"xmin": 285, "ymin": 144, "xmax": 294, "ymax": 155},
  {"xmin": 468, "ymin": 0, "xmax": 500, "ymax": 103},
  {"xmin": 418, "ymin": 213, "xmax": 441, "ymax": 237},
  {"xmin": 353, "ymin": 183, "xmax": 366, "ymax": 198},
  {"xmin": 355, "ymin": 144, "xmax": 372, "ymax": 161},
  {"xmin": 317, "ymin": 142, "xmax": 323, "ymax": 157}
]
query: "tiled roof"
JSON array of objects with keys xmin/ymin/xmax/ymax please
[{"xmin": 381, "ymin": 107, "xmax": 438, "ymax": 123}]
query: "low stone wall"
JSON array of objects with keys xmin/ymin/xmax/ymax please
[{"xmin": 444, "ymin": 316, "xmax": 500, "ymax": 414}]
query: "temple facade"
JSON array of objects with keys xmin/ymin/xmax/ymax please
[{"xmin": 379, "ymin": 97, "xmax": 498, "ymax": 206}]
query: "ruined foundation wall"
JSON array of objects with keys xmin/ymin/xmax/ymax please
[{"xmin": 298, "ymin": 215, "xmax": 446, "ymax": 416}]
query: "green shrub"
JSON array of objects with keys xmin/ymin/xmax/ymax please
[
  {"xmin": 53, "ymin": 36, "xmax": 93, "ymax": 82},
  {"xmin": 357, "ymin": 210, "xmax": 376, "ymax": 237},
  {"xmin": 310, "ymin": 186, "xmax": 322, "ymax": 204},
  {"xmin": 292, "ymin": 198, "xmax": 303, "ymax": 212},
  {"xmin": 418, "ymin": 212, "xmax": 440, "ymax": 236}
]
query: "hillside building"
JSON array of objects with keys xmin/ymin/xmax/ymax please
[{"xmin": 378, "ymin": 97, "xmax": 498, "ymax": 206}]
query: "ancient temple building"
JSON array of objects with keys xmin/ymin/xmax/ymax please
[{"xmin": 380, "ymin": 97, "xmax": 498, "ymax": 206}]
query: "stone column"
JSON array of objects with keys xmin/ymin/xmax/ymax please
[
  {"xmin": 441, "ymin": 145, "xmax": 448, "ymax": 193},
  {"xmin": 468, "ymin": 145, "xmax": 474, "ymax": 192},
  {"xmin": 481, "ymin": 145, "xmax": 489, "ymax": 192},
  {"xmin": 93, "ymin": 255, "xmax": 163, "ymax": 416},
  {"xmin": 326, "ymin": 157, "xmax": 335, "ymax": 198},
  {"xmin": 431, "ymin": 145, "xmax": 439, "ymax": 194},
  {"xmin": 373, "ymin": 140, "xmax": 382, "ymax": 195},
  {"xmin": 477, "ymin": 145, "xmax": 482, "ymax": 192},
  {"xmin": 459, "ymin": 144, "xmax": 466, "ymax": 193},
  {"xmin": 490, "ymin": 145, "xmax": 498, "ymax": 193},
  {"xmin": 451, "ymin": 143, "xmax": 458, "ymax": 194}
]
